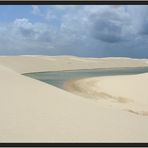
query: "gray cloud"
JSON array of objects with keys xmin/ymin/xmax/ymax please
[
  {"xmin": 0, "ymin": 5, "xmax": 148, "ymax": 58},
  {"xmin": 92, "ymin": 18, "xmax": 123, "ymax": 43},
  {"xmin": 127, "ymin": 5, "xmax": 148, "ymax": 35},
  {"xmin": 90, "ymin": 8, "xmax": 131, "ymax": 43}
]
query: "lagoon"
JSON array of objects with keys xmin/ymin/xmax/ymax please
[{"xmin": 24, "ymin": 66, "xmax": 148, "ymax": 89}]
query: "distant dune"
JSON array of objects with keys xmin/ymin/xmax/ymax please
[
  {"xmin": 0, "ymin": 55, "xmax": 148, "ymax": 142},
  {"xmin": 0, "ymin": 55, "xmax": 147, "ymax": 74}
]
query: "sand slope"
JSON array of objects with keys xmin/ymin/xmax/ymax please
[
  {"xmin": 0, "ymin": 56, "xmax": 148, "ymax": 142},
  {"xmin": 65, "ymin": 73, "xmax": 148, "ymax": 116}
]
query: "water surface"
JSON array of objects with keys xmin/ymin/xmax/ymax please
[{"xmin": 24, "ymin": 67, "xmax": 148, "ymax": 89}]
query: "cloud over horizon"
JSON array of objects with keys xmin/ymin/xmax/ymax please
[{"xmin": 0, "ymin": 5, "xmax": 148, "ymax": 58}]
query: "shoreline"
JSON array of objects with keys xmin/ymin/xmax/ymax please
[
  {"xmin": 22, "ymin": 65, "xmax": 148, "ymax": 75},
  {"xmin": 0, "ymin": 55, "xmax": 148, "ymax": 74}
]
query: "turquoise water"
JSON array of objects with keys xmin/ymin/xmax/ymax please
[{"xmin": 24, "ymin": 67, "xmax": 148, "ymax": 89}]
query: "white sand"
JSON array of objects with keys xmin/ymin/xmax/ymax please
[
  {"xmin": 0, "ymin": 55, "xmax": 148, "ymax": 142},
  {"xmin": 65, "ymin": 73, "xmax": 148, "ymax": 116}
]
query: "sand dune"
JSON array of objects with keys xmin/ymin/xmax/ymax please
[
  {"xmin": 0, "ymin": 55, "xmax": 147, "ymax": 74},
  {"xmin": 0, "ymin": 55, "xmax": 148, "ymax": 142},
  {"xmin": 65, "ymin": 73, "xmax": 148, "ymax": 116}
]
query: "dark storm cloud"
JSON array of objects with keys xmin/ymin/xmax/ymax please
[
  {"xmin": 90, "ymin": 9, "xmax": 130, "ymax": 43},
  {"xmin": 92, "ymin": 19, "xmax": 123, "ymax": 43}
]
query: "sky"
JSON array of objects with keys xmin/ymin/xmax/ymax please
[{"xmin": 0, "ymin": 5, "xmax": 148, "ymax": 58}]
